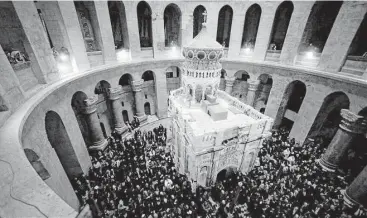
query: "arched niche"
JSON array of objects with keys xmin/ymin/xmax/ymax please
[
  {"xmin": 108, "ymin": 1, "xmax": 129, "ymax": 49},
  {"xmin": 142, "ymin": 70, "xmax": 155, "ymax": 81},
  {"xmin": 164, "ymin": 4, "xmax": 181, "ymax": 47},
  {"xmin": 268, "ymin": 1, "xmax": 294, "ymax": 51},
  {"xmin": 137, "ymin": 1, "xmax": 153, "ymax": 48},
  {"xmin": 24, "ymin": 148, "xmax": 51, "ymax": 181},
  {"xmin": 274, "ymin": 80, "xmax": 307, "ymax": 130},
  {"xmin": 241, "ymin": 4, "xmax": 261, "ymax": 49},
  {"xmin": 45, "ymin": 111, "xmax": 83, "ymax": 180},
  {"xmin": 306, "ymin": 92, "xmax": 350, "ymax": 146},
  {"xmin": 216, "ymin": 5, "xmax": 233, "ymax": 47},
  {"xmin": 232, "ymin": 70, "xmax": 250, "ymax": 100},
  {"xmin": 193, "ymin": 5, "xmax": 206, "ymax": 37},
  {"xmin": 299, "ymin": 1, "xmax": 343, "ymax": 53},
  {"xmin": 144, "ymin": 102, "xmax": 151, "ymax": 115},
  {"xmin": 71, "ymin": 91, "xmax": 90, "ymax": 145}
]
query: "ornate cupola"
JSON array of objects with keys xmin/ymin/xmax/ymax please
[{"xmin": 181, "ymin": 11, "xmax": 224, "ymax": 105}]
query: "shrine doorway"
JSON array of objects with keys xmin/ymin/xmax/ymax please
[{"xmin": 216, "ymin": 166, "xmax": 237, "ymax": 183}]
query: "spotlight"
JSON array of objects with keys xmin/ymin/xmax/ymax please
[
  {"xmin": 244, "ymin": 47, "xmax": 251, "ymax": 53},
  {"xmin": 306, "ymin": 51, "xmax": 314, "ymax": 59},
  {"xmin": 117, "ymin": 49, "xmax": 130, "ymax": 62},
  {"xmin": 59, "ymin": 53, "xmax": 68, "ymax": 62}
]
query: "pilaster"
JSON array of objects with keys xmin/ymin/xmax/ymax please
[
  {"xmin": 246, "ymin": 80, "xmax": 260, "ymax": 107},
  {"xmin": 108, "ymin": 86, "xmax": 128, "ymax": 134},
  {"xmin": 318, "ymin": 2, "xmax": 367, "ymax": 72},
  {"xmin": 124, "ymin": 1, "xmax": 141, "ymax": 58},
  {"xmin": 132, "ymin": 79, "xmax": 147, "ymax": 123},
  {"xmin": 228, "ymin": 8, "xmax": 246, "ymax": 59},
  {"xmin": 182, "ymin": 12, "xmax": 193, "ymax": 47},
  {"xmin": 151, "ymin": 4, "xmax": 165, "ymax": 59}
]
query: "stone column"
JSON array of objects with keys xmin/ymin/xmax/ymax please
[
  {"xmin": 252, "ymin": 2, "xmax": 277, "ymax": 61},
  {"xmin": 124, "ymin": 1, "xmax": 141, "ymax": 58},
  {"xmin": 108, "ymin": 86, "xmax": 128, "ymax": 134},
  {"xmin": 13, "ymin": 1, "xmax": 59, "ymax": 83},
  {"xmin": 318, "ymin": 2, "xmax": 367, "ymax": 72},
  {"xmin": 279, "ymin": 1, "xmax": 314, "ymax": 65},
  {"xmin": 94, "ymin": 0, "xmax": 117, "ymax": 64},
  {"xmin": 224, "ymin": 77, "xmax": 235, "ymax": 95},
  {"xmin": 151, "ymin": 4, "xmax": 165, "ymax": 58},
  {"xmin": 81, "ymin": 96, "xmax": 108, "ymax": 151},
  {"xmin": 246, "ymin": 80, "xmax": 260, "ymax": 107},
  {"xmin": 132, "ymin": 79, "xmax": 147, "ymax": 123},
  {"xmin": 57, "ymin": 0, "xmax": 90, "ymax": 72},
  {"xmin": 319, "ymin": 109, "xmax": 367, "ymax": 172},
  {"xmin": 345, "ymin": 160, "xmax": 367, "ymax": 208},
  {"xmin": 228, "ymin": 4, "xmax": 246, "ymax": 59}
]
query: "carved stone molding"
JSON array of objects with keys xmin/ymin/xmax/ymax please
[
  {"xmin": 131, "ymin": 79, "xmax": 144, "ymax": 92},
  {"xmin": 108, "ymin": 86, "xmax": 123, "ymax": 100},
  {"xmin": 247, "ymin": 80, "xmax": 261, "ymax": 91},
  {"xmin": 224, "ymin": 76, "xmax": 236, "ymax": 86},
  {"xmin": 339, "ymin": 109, "xmax": 367, "ymax": 134}
]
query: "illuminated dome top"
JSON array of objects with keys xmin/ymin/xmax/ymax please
[{"xmin": 186, "ymin": 24, "xmax": 223, "ymax": 49}]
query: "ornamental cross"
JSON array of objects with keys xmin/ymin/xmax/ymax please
[{"xmin": 202, "ymin": 10, "xmax": 207, "ymax": 24}]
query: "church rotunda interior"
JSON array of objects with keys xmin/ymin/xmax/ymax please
[{"xmin": 1, "ymin": 1, "xmax": 367, "ymax": 217}]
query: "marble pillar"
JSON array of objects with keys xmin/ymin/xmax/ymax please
[
  {"xmin": 345, "ymin": 159, "xmax": 367, "ymax": 208},
  {"xmin": 318, "ymin": 2, "xmax": 367, "ymax": 72},
  {"xmin": 13, "ymin": 1, "xmax": 59, "ymax": 83},
  {"xmin": 224, "ymin": 77, "xmax": 235, "ymax": 95},
  {"xmin": 108, "ymin": 86, "xmax": 128, "ymax": 134},
  {"xmin": 246, "ymin": 80, "xmax": 260, "ymax": 107},
  {"xmin": 81, "ymin": 96, "xmax": 108, "ymax": 151},
  {"xmin": 94, "ymin": 0, "xmax": 117, "ymax": 64},
  {"xmin": 319, "ymin": 109, "xmax": 367, "ymax": 172},
  {"xmin": 132, "ymin": 79, "xmax": 148, "ymax": 123}
]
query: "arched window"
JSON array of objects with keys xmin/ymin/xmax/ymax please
[
  {"xmin": 137, "ymin": 1, "xmax": 152, "ymax": 47},
  {"xmin": 216, "ymin": 5, "xmax": 233, "ymax": 47},
  {"xmin": 268, "ymin": 1, "xmax": 294, "ymax": 51},
  {"xmin": 299, "ymin": 1, "xmax": 343, "ymax": 53},
  {"xmin": 108, "ymin": 1, "xmax": 129, "ymax": 49},
  {"xmin": 241, "ymin": 4, "xmax": 261, "ymax": 49},
  {"xmin": 193, "ymin": 5, "xmax": 206, "ymax": 37},
  {"xmin": 164, "ymin": 4, "xmax": 181, "ymax": 47}
]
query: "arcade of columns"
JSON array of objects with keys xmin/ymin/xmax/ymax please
[{"xmin": 79, "ymin": 79, "xmax": 147, "ymax": 151}]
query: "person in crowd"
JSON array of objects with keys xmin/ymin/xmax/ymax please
[{"xmin": 72, "ymin": 125, "xmax": 367, "ymax": 218}]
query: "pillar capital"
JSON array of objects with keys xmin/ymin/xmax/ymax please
[
  {"xmin": 108, "ymin": 86, "xmax": 123, "ymax": 101},
  {"xmin": 224, "ymin": 76, "xmax": 236, "ymax": 86},
  {"xmin": 340, "ymin": 109, "xmax": 367, "ymax": 134},
  {"xmin": 247, "ymin": 80, "xmax": 261, "ymax": 91},
  {"xmin": 81, "ymin": 96, "xmax": 98, "ymax": 114},
  {"xmin": 131, "ymin": 79, "xmax": 144, "ymax": 92}
]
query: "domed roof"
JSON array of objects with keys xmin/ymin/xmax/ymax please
[{"xmin": 185, "ymin": 24, "xmax": 223, "ymax": 49}]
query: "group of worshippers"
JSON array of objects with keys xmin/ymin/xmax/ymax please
[{"xmin": 72, "ymin": 124, "xmax": 367, "ymax": 218}]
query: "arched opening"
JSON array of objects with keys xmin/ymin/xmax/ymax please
[
  {"xmin": 74, "ymin": 1, "xmax": 102, "ymax": 52},
  {"xmin": 164, "ymin": 4, "xmax": 181, "ymax": 47},
  {"xmin": 342, "ymin": 13, "xmax": 367, "ymax": 75},
  {"xmin": 299, "ymin": 1, "xmax": 343, "ymax": 54},
  {"xmin": 254, "ymin": 74, "xmax": 273, "ymax": 112},
  {"xmin": 216, "ymin": 5, "xmax": 233, "ymax": 47},
  {"xmin": 45, "ymin": 111, "xmax": 83, "ymax": 180},
  {"xmin": 166, "ymin": 66, "xmax": 181, "ymax": 95},
  {"xmin": 274, "ymin": 80, "xmax": 307, "ymax": 130},
  {"xmin": 122, "ymin": 110, "xmax": 129, "ymax": 122},
  {"xmin": 137, "ymin": 1, "xmax": 152, "ymax": 48},
  {"xmin": 95, "ymin": 80, "xmax": 112, "ymax": 137},
  {"xmin": 71, "ymin": 91, "xmax": 90, "ymax": 145},
  {"xmin": 119, "ymin": 73, "xmax": 133, "ymax": 86},
  {"xmin": 306, "ymin": 92, "xmax": 350, "ymax": 146},
  {"xmin": 144, "ymin": 102, "xmax": 151, "ymax": 115},
  {"xmin": 268, "ymin": 1, "xmax": 294, "ymax": 51},
  {"xmin": 108, "ymin": 1, "xmax": 129, "ymax": 49},
  {"xmin": 24, "ymin": 149, "xmax": 51, "ymax": 180},
  {"xmin": 193, "ymin": 5, "xmax": 206, "ymax": 37},
  {"xmin": 94, "ymin": 80, "xmax": 111, "ymax": 100},
  {"xmin": 219, "ymin": 69, "xmax": 227, "ymax": 90},
  {"xmin": 232, "ymin": 70, "xmax": 251, "ymax": 101},
  {"xmin": 100, "ymin": 122, "xmax": 108, "ymax": 138},
  {"xmin": 142, "ymin": 70, "xmax": 154, "ymax": 81},
  {"xmin": 216, "ymin": 167, "xmax": 237, "ymax": 184},
  {"xmin": 241, "ymin": 4, "xmax": 261, "ymax": 50}
]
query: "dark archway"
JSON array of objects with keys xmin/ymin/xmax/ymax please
[
  {"xmin": 299, "ymin": 1, "xmax": 343, "ymax": 53},
  {"xmin": 144, "ymin": 102, "xmax": 151, "ymax": 115},
  {"xmin": 142, "ymin": 70, "xmax": 155, "ymax": 81},
  {"xmin": 95, "ymin": 80, "xmax": 111, "ymax": 99},
  {"xmin": 193, "ymin": 5, "xmax": 206, "ymax": 37},
  {"xmin": 269, "ymin": 1, "xmax": 294, "ymax": 51},
  {"xmin": 24, "ymin": 149, "xmax": 50, "ymax": 180},
  {"xmin": 108, "ymin": 1, "xmax": 129, "ymax": 49},
  {"xmin": 216, "ymin": 5, "xmax": 233, "ymax": 47},
  {"xmin": 137, "ymin": 1, "xmax": 152, "ymax": 48},
  {"xmin": 274, "ymin": 80, "xmax": 307, "ymax": 130},
  {"xmin": 164, "ymin": 4, "xmax": 181, "ymax": 47},
  {"xmin": 71, "ymin": 91, "xmax": 90, "ymax": 145},
  {"xmin": 45, "ymin": 111, "xmax": 83, "ymax": 179},
  {"xmin": 241, "ymin": 4, "xmax": 261, "ymax": 49},
  {"xmin": 119, "ymin": 73, "xmax": 133, "ymax": 86},
  {"xmin": 122, "ymin": 110, "xmax": 129, "ymax": 122},
  {"xmin": 216, "ymin": 167, "xmax": 237, "ymax": 184}
]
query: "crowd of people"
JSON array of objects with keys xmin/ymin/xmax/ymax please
[{"xmin": 72, "ymin": 124, "xmax": 367, "ymax": 218}]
